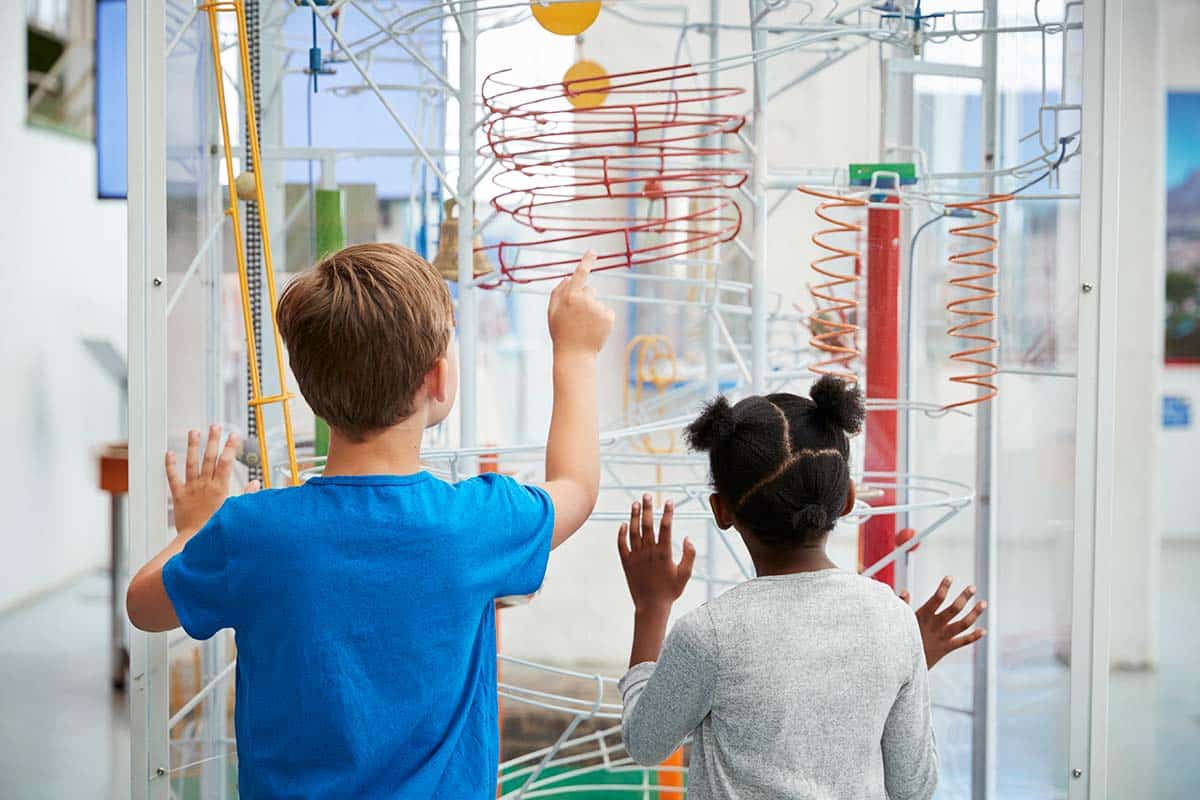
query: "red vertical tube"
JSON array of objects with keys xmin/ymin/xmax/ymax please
[{"xmin": 861, "ymin": 194, "xmax": 901, "ymax": 587}]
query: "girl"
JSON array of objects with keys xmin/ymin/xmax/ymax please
[{"xmin": 617, "ymin": 376, "xmax": 985, "ymax": 800}]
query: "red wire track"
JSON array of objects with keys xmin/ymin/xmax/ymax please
[{"xmin": 476, "ymin": 64, "xmax": 747, "ymax": 285}]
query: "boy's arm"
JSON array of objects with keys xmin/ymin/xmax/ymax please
[
  {"xmin": 541, "ymin": 252, "xmax": 614, "ymax": 549},
  {"xmin": 126, "ymin": 426, "xmax": 256, "ymax": 632}
]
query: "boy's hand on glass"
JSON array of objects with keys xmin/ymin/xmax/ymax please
[
  {"xmin": 547, "ymin": 251, "xmax": 615, "ymax": 356},
  {"xmin": 618, "ymin": 495, "xmax": 696, "ymax": 613},
  {"xmin": 899, "ymin": 577, "xmax": 988, "ymax": 669},
  {"xmin": 166, "ymin": 425, "xmax": 257, "ymax": 536}
]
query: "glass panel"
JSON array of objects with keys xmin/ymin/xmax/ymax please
[{"xmin": 901, "ymin": 4, "xmax": 1084, "ymax": 795}]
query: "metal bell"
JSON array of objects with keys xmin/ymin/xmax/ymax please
[{"xmin": 433, "ymin": 199, "xmax": 491, "ymax": 282}]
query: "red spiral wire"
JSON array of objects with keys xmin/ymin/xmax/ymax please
[
  {"xmin": 477, "ymin": 64, "xmax": 747, "ymax": 285},
  {"xmin": 797, "ymin": 187, "xmax": 866, "ymax": 382},
  {"xmin": 942, "ymin": 194, "xmax": 1013, "ymax": 410}
]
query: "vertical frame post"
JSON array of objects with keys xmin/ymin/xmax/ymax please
[
  {"xmin": 1070, "ymin": 0, "xmax": 1119, "ymax": 795},
  {"xmin": 972, "ymin": 2, "xmax": 1000, "ymax": 797},
  {"xmin": 127, "ymin": 0, "xmax": 170, "ymax": 797},
  {"xmin": 703, "ymin": 0, "xmax": 721, "ymax": 600},
  {"xmin": 748, "ymin": 0, "xmax": 768, "ymax": 394},
  {"xmin": 457, "ymin": 6, "xmax": 478, "ymax": 450}
]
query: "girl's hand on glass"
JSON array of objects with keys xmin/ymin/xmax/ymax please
[{"xmin": 618, "ymin": 495, "xmax": 696, "ymax": 613}]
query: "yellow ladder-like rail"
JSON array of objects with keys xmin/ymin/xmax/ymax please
[{"xmin": 202, "ymin": 1, "xmax": 299, "ymax": 487}]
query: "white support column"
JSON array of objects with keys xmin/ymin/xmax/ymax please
[
  {"xmin": 456, "ymin": 6, "xmax": 478, "ymax": 450},
  {"xmin": 748, "ymin": 0, "xmax": 769, "ymax": 394},
  {"xmin": 703, "ymin": 0, "xmax": 722, "ymax": 600},
  {"xmin": 972, "ymin": 3, "xmax": 1000, "ymax": 798},
  {"xmin": 127, "ymin": 1, "xmax": 170, "ymax": 798},
  {"xmin": 1069, "ymin": 0, "xmax": 1122, "ymax": 795},
  {"xmin": 1108, "ymin": 0, "xmax": 1163, "ymax": 671}
]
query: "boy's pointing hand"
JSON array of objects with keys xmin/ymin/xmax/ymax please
[{"xmin": 548, "ymin": 251, "xmax": 615, "ymax": 356}]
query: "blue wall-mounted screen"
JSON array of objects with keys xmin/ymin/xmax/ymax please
[{"xmin": 96, "ymin": 0, "xmax": 127, "ymax": 199}]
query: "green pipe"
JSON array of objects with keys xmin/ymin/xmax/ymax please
[{"xmin": 313, "ymin": 188, "xmax": 344, "ymax": 459}]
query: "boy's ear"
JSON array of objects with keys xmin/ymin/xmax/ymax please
[
  {"xmin": 425, "ymin": 356, "xmax": 450, "ymax": 404},
  {"xmin": 709, "ymin": 493, "xmax": 735, "ymax": 530},
  {"xmin": 841, "ymin": 479, "xmax": 857, "ymax": 517}
]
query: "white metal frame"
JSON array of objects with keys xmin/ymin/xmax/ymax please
[
  {"xmin": 128, "ymin": 1, "xmax": 170, "ymax": 797},
  {"xmin": 1068, "ymin": 0, "xmax": 1120, "ymax": 795},
  {"xmin": 126, "ymin": 1, "xmax": 1118, "ymax": 797}
]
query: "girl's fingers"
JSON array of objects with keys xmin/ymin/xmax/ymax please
[
  {"xmin": 640, "ymin": 494, "xmax": 655, "ymax": 545},
  {"xmin": 658, "ymin": 500, "xmax": 674, "ymax": 552},
  {"xmin": 165, "ymin": 451, "xmax": 182, "ymax": 497},
  {"xmin": 918, "ymin": 577, "xmax": 952, "ymax": 616},
  {"xmin": 946, "ymin": 628, "xmax": 987, "ymax": 654},
  {"xmin": 201, "ymin": 425, "xmax": 221, "ymax": 478},
  {"xmin": 628, "ymin": 502, "xmax": 643, "ymax": 550},
  {"xmin": 898, "ymin": 590, "xmax": 911, "ymax": 605},
  {"xmin": 244, "ymin": 479, "xmax": 261, "ymax": 494},
  {"xmin": 184, "ymin": 430, "xmax": 201, "ymax": 481},
  {"xmin": 677, "ymin": 537, "xmax": 696, "ymax": 584},
  {"xmin": 937, "ymin": 585, "xmax": 976, "ymax": 621},
  {"xmin": 617, "ymin": 523, "xmax": 631, "ymax": 561},
  {"xmin": 946, "ymin": 601, "xmax": 987, "ymax": 636}
]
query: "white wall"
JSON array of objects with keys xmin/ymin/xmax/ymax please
[{"xmin": 0, "ymin": 3, "xmax": 127, "ymax": 611}]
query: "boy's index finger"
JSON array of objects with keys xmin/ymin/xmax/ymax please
[{"xmin": 568, "ymin": 251, "xmax": 596, "ymax": 289}]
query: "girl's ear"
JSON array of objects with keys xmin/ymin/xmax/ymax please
[
  {"xmin": 841, "ymin": 479, "xmax": 857, "ymax": 517},
  {"xmin": 709, "ymin": 493, "xmax": 735, "ymax": 530}
]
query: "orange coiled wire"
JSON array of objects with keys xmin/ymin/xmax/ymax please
[
  {"xmin": 942, "ymin": 194, "xmax": 1014, "ymax": 410},
  {"xmin": 797, "ymin": 187, "xmax": 867, "ymax": 382}
]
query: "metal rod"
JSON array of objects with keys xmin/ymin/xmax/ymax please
[
  {"xmin": 126, "ymin": 1, "xmax": 171, "ymax": 796},
  {"xmin": 456, "ymin": 0, "xmax": 478, "ymax": 451},
  {"xmin": 166, "ymin": 217, "xmax": 225, "ymax": 316},
  {"xmin": 748, "ymin": 0, "xmax": 769, "ymax": 393},
  {"xmin": 972, "ymin": 3, "xmax": 1000, "ymax": 796}
]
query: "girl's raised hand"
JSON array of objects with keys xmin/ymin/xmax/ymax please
[
  {"xmin": 899, "ymin": 577, "xmax": 988, "ymax": 669},
  {"xmin": 617, "ymin": 495, "xmax": 696, "ymax": 613}
]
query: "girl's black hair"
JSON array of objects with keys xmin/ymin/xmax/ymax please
[{"xmin": 685, "ymin": 375, "xmax": 865, "ymax": 548}]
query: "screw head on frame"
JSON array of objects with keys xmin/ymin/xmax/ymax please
[
  {"xmin": 1072, "ymin": 768, "xmax": 1083, "ymax": 779},
  {"xmin": 1081, "ymin": 282, "xmax": 1094, "ymax": 293},
  {"xmin": 152, "ymin": 277, "xmax": 163, "ymax": 287}
]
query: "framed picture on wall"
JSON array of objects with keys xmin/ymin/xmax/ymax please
[{"xmin": 1166, "ymin": 92, "xmax": 1200, "ymax": 362}]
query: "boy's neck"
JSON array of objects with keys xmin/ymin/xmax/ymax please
[{"xmin": 322, "ymin": 417, "xmax": 426, "ymax": 477}]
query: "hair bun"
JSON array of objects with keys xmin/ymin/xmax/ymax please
[
  {"xmin": 686, "ymin": 396, "xmax": 738, "ymax": 452},
  {"xmin": 791, "ymin": 504, "xmax": 829, "ymax": 532},
  {"xmin": 809, "ymin": 375, "xmax": 865, "ymax": 435}
]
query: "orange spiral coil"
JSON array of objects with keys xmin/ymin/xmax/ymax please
[
  {"xmin": 942, "ymin": 194, "xmax": 1014, "ymax": 411},
  {"xmin": 797, "ymin": 187, "xmax": 867, "ymax": 382}
]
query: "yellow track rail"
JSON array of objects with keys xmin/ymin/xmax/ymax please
[{"xmin": 202, "ymin": 1, "xmax": 299, "ymax": 487}]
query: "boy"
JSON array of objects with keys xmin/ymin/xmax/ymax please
[{"xmin": 127, "ymin": 244, "xmax": 615, "ymax": 798}]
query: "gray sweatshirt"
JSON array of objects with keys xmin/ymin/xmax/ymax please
[{"xmin": 619, "ymin": 569, "xmax": 937, "ymax": 800}]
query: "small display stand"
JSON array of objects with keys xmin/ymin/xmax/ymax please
[{"xmin": 98, "ymin": 442, "xmax": 128, "ymax": 691}]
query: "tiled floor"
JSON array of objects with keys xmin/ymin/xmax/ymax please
[{"xmin": 1, "ymin": 547, "xmax": 1196, "ymax": 799}]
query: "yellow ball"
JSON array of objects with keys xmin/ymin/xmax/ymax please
[
  {"xmin": 562, "ymin": 60, "xmax": 609, "ymax": 109},
  {"xmin": 530, "ymin": 1, "xmax": 601, "ymax": 36},
  {"xmin": 234, "ymin": 171, "xmax": 258, "ymax": 201}
]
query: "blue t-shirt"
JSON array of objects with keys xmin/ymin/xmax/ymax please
[{"xmin": 162, "ymin": 471, "xmax": 554, "ymax": 799}]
